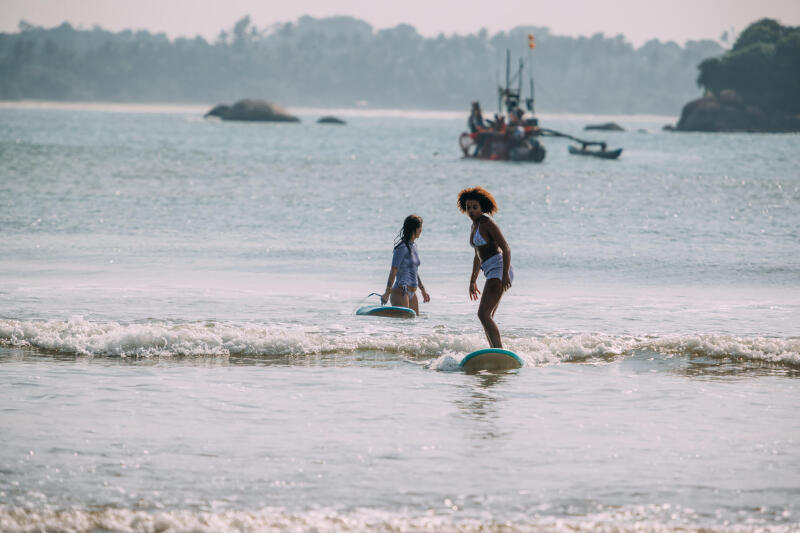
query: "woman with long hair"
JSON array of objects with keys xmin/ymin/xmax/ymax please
[
  {"xmin": 380, "ymin": 214, "xmax": 430, "ymax": 314},
  {"xmin": 457, "ymin": 187, "xmax": 513, "ymax": 348}
]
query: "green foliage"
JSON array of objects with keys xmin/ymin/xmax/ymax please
[
  {"xmin": 0, "ymin": 15, "xmax": 724, "ymax": 113},
  {"xmin": 698, "ymin": 18, "xmax": 800, "ymax": 113},
  {"xmin": 733, "ymin": 18, "xmax": 785, "ymax": 51}
]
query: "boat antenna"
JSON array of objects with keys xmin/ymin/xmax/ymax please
[
  {"xmin": 506, "ymin": 49, "xmax": 511, "ymax": 95},
  {"xmin": 526, "ymin": 33, "xmax": 536, "ymax": 113}
]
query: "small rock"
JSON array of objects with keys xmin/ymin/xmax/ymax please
[
  {"xmin": 317, "ymin": 116, "xmax": 346, "ymax": 125},
  {"xmin": 584, "ymin": 122, "xmax": 625, "ymax": 131}
]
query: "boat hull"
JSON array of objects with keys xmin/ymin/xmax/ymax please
[{"xmin": 568, "ymin": 145, "xmax": 622, "ymax": 159}]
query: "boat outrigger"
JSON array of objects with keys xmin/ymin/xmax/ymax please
[
  {"xmin": 567, "ymin": 144, "xmax": 622, "ymax": 159},
  {"xmin": 459, "ymin": 44, "xmax": 622, "ymax": 162}
]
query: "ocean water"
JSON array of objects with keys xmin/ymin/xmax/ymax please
[{"xmin": 0, "ymin": 103, "xmax": 799, "ymax": 532}]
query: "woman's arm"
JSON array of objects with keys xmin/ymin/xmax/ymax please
[
  {"xmin": 469, "ymin": 250, "xmax": 481, "ymax": 301},
  {"xmin": 417, "ymin": 275, "xmax": 430, "ymax": 303},
  {"xmin": 382, "ymin": 266, "xmax": 398, "ymax": 304},
  {"xmin": 383, "ymin": 245, "xmax": 408, "ymax": 304},
  {"xmin": 486, "ymin": 219, "xmax": 512, "ymax": 291}
]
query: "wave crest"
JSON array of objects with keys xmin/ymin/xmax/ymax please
[
  {"xmin": 0, "ymin": 318, "xmax": 797, "ymax": 368},
  {"xmin": 0, "ymin": 504, "xmax": 795, "ymax": 533}
]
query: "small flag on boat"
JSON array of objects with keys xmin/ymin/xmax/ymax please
[{"xmin": 528, "ymin": 33, "xmax": 536, "ymax": 49}]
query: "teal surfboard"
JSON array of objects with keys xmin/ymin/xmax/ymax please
[
  {"xmin": 460, "ymin": 348, "xmax": 523, "ymax": 372},
  {"xmin": 355, "ymin": 305, "xmax": 416, "ymax": 318}
]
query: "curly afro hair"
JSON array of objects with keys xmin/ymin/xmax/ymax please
[{"xmin": 457, "ymin": 186, "xmax": 498, "ymax": 214}]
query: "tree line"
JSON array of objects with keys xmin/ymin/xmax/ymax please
[
  {"xmin": 697, "ymin": 18, "xmax": 800, "ymax": 115},
  {"xmin": 0, "ymin": 15, "xmax": 725, "ymax": 114}
]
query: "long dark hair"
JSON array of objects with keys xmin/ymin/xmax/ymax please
[{"xmin": 394, "ymin": 214, "xmax": 423, "ymax": 252}]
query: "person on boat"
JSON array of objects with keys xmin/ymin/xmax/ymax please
[
  {"xmin": 507, "ymin": 109, "xmax": 526, "ymax": 159},
  {"xmin": 480, "ymin": 115, "xmax": 508, "ymax": 160},
  {"xmin": 468, "ymin": 102, "xmax": 486, "ymax": 133},
  {"xmin": 493, "ymin": 114, "xmax": 506, "ymax": 133},
  {"xmin": 503, "ymin": 108, "xmax": 546, "ymax": 162},
  {"xmin": 457, "ymin": 187, "xmax": 513, "ymax": 348},
  {"xmin": 468, "ymin": 102, "xmax": 489, "ymax": 157},
  {"xmin": 381, "ymin": 214, "xmax": 430, "ymax": 314}
]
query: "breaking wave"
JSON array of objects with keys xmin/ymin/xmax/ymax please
[
  {"xmin": 0, "ymin": 317, "xmax": 798, "ymax": 369},
  {"xmin": 0, "ymin": 504, "xmax": 797, "ymax": 533}
]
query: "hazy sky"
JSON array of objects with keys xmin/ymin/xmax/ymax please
[{"xmin": 2, "ymin": 0, "xmax": 799, "ymax": 46}]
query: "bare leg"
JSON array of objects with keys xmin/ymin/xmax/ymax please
[
  {"xmin": 490, "ymin": 293, "xmax": 502, "ymax": 319},
  {"xmin": 477, "ymin": 279, "xmax": 505, "ymax": 348},
  {"xmin": 390, "ymin": 287, "xmax": 410, "ymax": 308},
  {"xmin": 407, "ymin": 292, "xmax": 419, "ymax": 314}
]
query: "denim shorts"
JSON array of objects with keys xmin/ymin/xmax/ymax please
[{"xmin": 481, "ymin": 253, "xmax": 513, "ymax": 281}]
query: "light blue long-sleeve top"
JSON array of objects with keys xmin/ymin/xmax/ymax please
[{"xmin": 391, "ymin": 242, "xmax": 420, "ymax": 288}]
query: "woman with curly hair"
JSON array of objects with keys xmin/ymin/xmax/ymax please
[
  {"xmin": 381, "ymin": 214, "xmax": 430, "ymax": 314},
  {"xmin": 457, "ymin": 187, "xmax": 513, "ymax": 348}
]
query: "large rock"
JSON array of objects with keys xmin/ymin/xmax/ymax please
[
  {"xmin": 205, "ymin": 99, "xmax": 299, "ymax": 122},
  {"xmin": 676, "ymin": 91, "xmax": 800, "ymax": 132}
]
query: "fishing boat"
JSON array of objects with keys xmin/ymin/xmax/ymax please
[
  {"xmin": 460, "ymin": 49, "xmax": 546, "ymax": 162},
  {"xmin": 460, "ymin": 43, "xmax": 622, "ymax": 162}
]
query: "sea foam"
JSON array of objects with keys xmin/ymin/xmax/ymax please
[
  {"xmin": 0, "ymin": 504, "xmax": 796, "ymax": 533},
  {"xmin": 0, "ymin": 317, "xmax": 798, "ymax": 368}
]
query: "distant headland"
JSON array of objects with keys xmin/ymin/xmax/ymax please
[{"xmin": 674, "ymin": 19, "xmax": 800, "ymax": 133}]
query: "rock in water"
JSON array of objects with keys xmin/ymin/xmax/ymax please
[
  {"xmin": 317, "ymin": 116, "xmax": 346, "ymax": 125},
  {"xmin": 205, "ymin": 99, "xmax": 300, "ymax": 122},
  {"xmin": 584, "ymin": 122, "xmax": 625, "ymax": 131}
]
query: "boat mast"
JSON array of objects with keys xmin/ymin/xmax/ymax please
[
  {"xmin": 496, "ymin": 69, "xmax": 502, "ymax": 115},
  {"xmin": 497, "ymin": 42, "xmax": 535, "ymax": 116},
  {"xmin": 527, "ymin": 33, "xmax": 535, "ymax": 113},
  {"xmin": 506, "ymin": 49, "xmax": 511, "ymax": 99}
]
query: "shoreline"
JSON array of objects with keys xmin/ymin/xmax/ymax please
[{"xmin": 0, "ymin": 99, "xmax": 678, "ymax": 123}]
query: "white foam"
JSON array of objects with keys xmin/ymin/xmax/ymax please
[
  {"xmin": 0, "ymin": 504, "xmax": 795, "ymax": 533},
  {"xmin": 1, "ymin": 318, "xmax": 798, "ymax": 368},
  {"xmin": 645, "ymin": 334, "xmax": 800, "ymax": 367},
  {"xmin": 427, "ymin": 353, "xmax": 463, "ymax": 371},
  {"xmin": 506, "ymin": 333, "xmax": 639, "ymax": 365}
]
